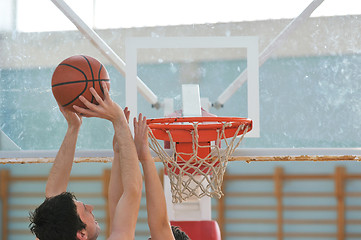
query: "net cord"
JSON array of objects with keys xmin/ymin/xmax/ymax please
[{"xmin": 147, "ymin": 121, "xmax": 248, "ymax": 203}]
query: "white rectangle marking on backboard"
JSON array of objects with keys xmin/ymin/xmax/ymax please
[
  {"xmin": 182, "ymin": 84, "xmax": 202, "ymax": 117},
  {"xmin": 125, "ymin": 36, "xmax": 260, "ymax": 137}
]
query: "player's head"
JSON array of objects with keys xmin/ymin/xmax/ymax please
[
  {"xmin": 73, "ymin": 199, "xmax": 101, "ymax": 240},
  {"xmin": 171, "ymin": 225, "xmax": 190, "ymax": 240},
  {"xmin": 29, "ymin": 192, "xmax": 100, "ymax": 240}
]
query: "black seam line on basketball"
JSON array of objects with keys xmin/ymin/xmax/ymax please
[
  {"xmin": 82, "ymin": 55, "xmax": 96, "ymax": 104},
  {"xmin": 61, "ymin": 80, "xmax": 108, "ymax": 107},
  {"xmin": 52, "ymin": 79, "xmax": 110, "ymax": 88},
  {"xmin": 98, "ymin": 65, "xmax": 105, "ymax": 95},
  {"xmin": 58, "ymin": 62, "xmax": 89, "ymax": 107}
]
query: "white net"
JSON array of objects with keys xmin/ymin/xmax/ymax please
[{"xmin": 148, "ymin": 121, "xmax": 250, "ymax": 203}]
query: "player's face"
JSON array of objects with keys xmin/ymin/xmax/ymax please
[{"xmin": 75, "ymin": 200, "xmax": 101, "ymax": 240}]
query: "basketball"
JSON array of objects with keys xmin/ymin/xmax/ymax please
[{"xmin": 51, "ymin": 55, "xmax": 110, "ymax": 112}]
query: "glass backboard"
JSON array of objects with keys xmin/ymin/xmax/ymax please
[{"xmin": 1, "ymin": 0, "xmax": 361, "ymax": 159}]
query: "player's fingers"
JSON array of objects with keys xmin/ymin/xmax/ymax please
[
  {"xmin": 73, "ymin": 105, "xmax": 95, "ymax": 118},
  {"xmin": 138, "ymin": 114, "xmax": 145, "ymax": 129},
  {"xmin": 133, "ymin": 117, "xmax": 139, "ymax": 131},
  {"xmin": 136, "ymin": 114, "xmax": 146, "ymax": 134},
  {"xmin": 135, "ymin": 113, "xmax": 140, "ymax": 130},
  {"xmin": 101, "ymin": 82, "xmax": 110, "ymax": 100},
  {"xmin": 140, "ymin": 115, "xmax": 146, "ymax": 128},
  {"xmin": 142, "ymin": 116, "xmax": 148, "ymax": 134},
  {"xmin": 124, "ymin": 107, "xmax": 130, "ymax": 123},
  {"xmin": 78, "ymin": 95, "xmax": 99, "ymax": 111},
  {"xmin": 89, "ymin": 87, "xmax": 104, "ymax": 105}
]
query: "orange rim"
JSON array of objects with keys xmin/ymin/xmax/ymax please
[
  {"xmin": 147, "ymin": 117, "xmax": 252, "ymax": 142},
  {"xmin": 147, "ymin": 117, "xmax": 252, "ymax": 130}
]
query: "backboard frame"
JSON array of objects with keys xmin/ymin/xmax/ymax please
[{"xmin": 125, "ymin": 36, "xmax": 260, "ymax": 137}]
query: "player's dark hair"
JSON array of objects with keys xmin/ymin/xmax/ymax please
[
  {"xmin": 171, "ymin": 225, "xmax": 190, "ymax": 240},
  {"xmin": 29, "ymin": 192, "xmax": 86, "ymax": 240}
]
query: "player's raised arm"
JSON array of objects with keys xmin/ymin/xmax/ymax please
[
  {"xmin": 74, "ymin": 82, "xmax": 143, "ymax": 240},
  {"xmin": 134, "ymin": 114, "xmax": 175, "ymax": 240},
  {"xmin": 45, "ymin": 107, "xmax": 82, "ymax": 198},
  {"xmin": 108, "ymin": 107, "xmax": 130, "ymax": 228}
]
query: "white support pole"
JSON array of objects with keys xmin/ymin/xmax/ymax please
[
  {"xmin": 165, "ymin": 84, "xmax": 212, "ymax": 221},
  {"xmin": 50, "ymin": 0, "xmax": 159, "ymax": 106},
  {"xmin": 0, "ymin": 130, "xmax": 20, "ymax": 151},
  {"xmin": 214, "ymin": 0, "xmax": 325, "ymax": 107}
]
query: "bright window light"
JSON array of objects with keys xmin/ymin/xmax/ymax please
[
  {"xmin": 15, "ymin": 0, "xmax": 361, "ymax": 32},
  {"xmin": 16, "ymin": 0, "xmax": 94, "ymax": 32},
  {"xmin": 95, "ymin": 0, "xmax": 361, "ymax": 28}
]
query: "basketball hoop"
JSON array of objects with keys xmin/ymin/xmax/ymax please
[{"xmin": 147, "ymin": 117, "xmax": 252, "ymax": 203}]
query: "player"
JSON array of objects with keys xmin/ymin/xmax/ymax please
[
  {"xmin": 133, "ymin": 114, "xmax": 190, "ymax": 240},
  {"xmin": 29, "ymin": 82, "xmax": 143, "ymax": 240}
]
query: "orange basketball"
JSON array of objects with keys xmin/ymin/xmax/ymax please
[{"xmin": 51, "ymin": 55, "xmax": 110, "ymax": 112}]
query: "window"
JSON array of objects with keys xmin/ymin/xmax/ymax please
[{"xmin": 1, "ymin": 0, "xmax": 359, "ymax": 32}]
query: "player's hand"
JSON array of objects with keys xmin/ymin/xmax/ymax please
[
  {"xmin": 59, "ymin": 105, "xmax": 82, "ymax": 129},
  {"xmin": 133, "ymin": 113, "xmax": 151, "ymax": 163},
  {"xmin": 73, "ymin": 82, "xmax": 126, "ymax": 125}
]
